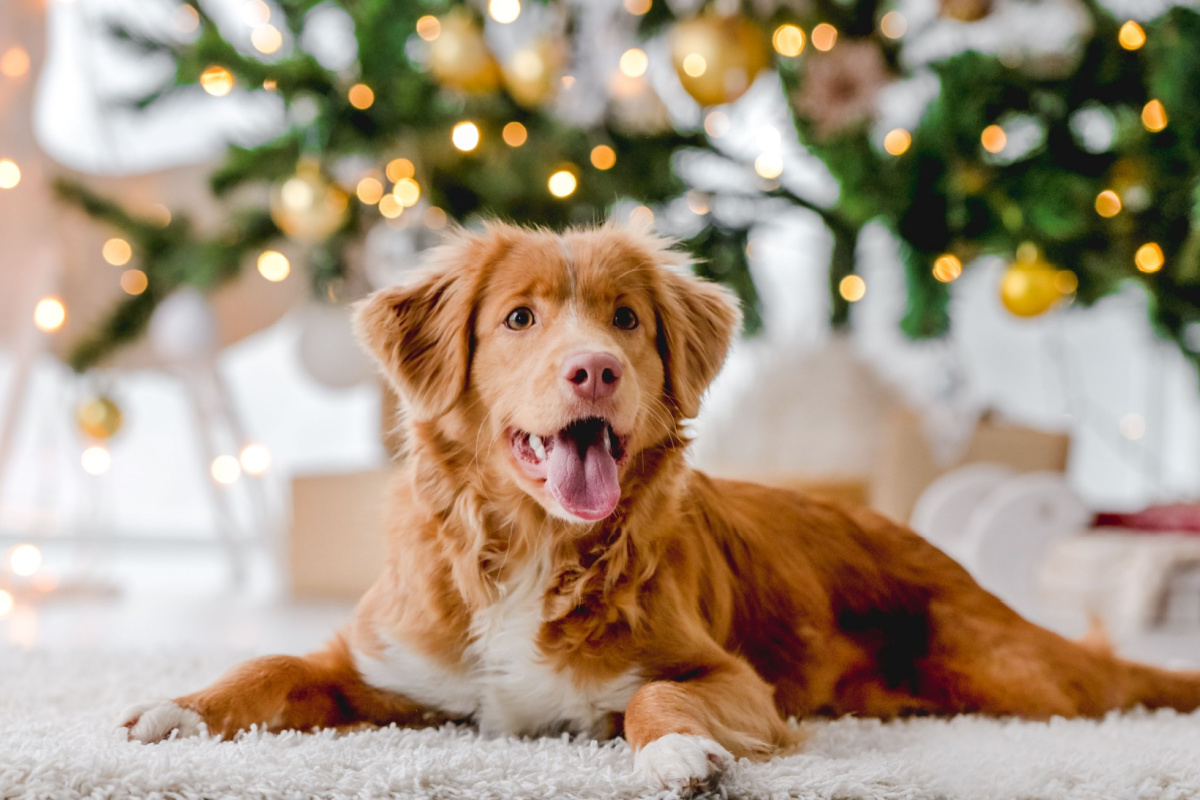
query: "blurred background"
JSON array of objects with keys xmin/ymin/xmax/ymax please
[{"xmin": 4, "ymin": 0, "xmax": 1200, "ymax": 664}]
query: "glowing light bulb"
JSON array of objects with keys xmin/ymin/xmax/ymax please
[
  {"xmin": 1118, "ymin": 20, "xmax": 1145, "ymax": 50},
  {"xmin": 548, "ymin": 170, "xmax": 577, "ymax": 198},
  {"xmin": 379, "ymin": 195, "xmax": 404, "ymax": 219},
  {"xmin": 773, "ymin": 25, "xmax": 805, "ymax": 57},
  {"xmin": 883, "ymin": 129, "xmax": 911, "ymax": 156},
  {"xmin": 386, "ymin": 158, "xmax": 415, "ymax": 182},
  {"xmin": 120, "ymin": 270, "xmax": 148, "ymax": 295},
  {"xmin": 0, "ymin": 159, "xmax": 20, "ymax": 189},
  {"xmin": 932, "ymin": 254, "xmax": 962, "ymax": 283},
  {"xmin": 349, "ymin": 83, "xmax": 374, "ymax": 110},
  {"xmin": 200, "ymin": 66, "xmax": 234, "ymax": 96},
  {"xmin": 0, "ymin": 590, "xmax": 11, "ymax": 618},
  {"xmin": 452, "ymin": 122, "xmax": 480, "ymax": 152},
  {"xmin": 503, "ymin": 122, "xmax": 527, "ymax": 147},
  {"xmin": 9, "ymin": 544, "xmax": 40, "ymax": 577},
  {"xmin": 393, "ymin": 178, "xmax": 421, "ymax": 207},
  {"xmin": 34, "ymin": 297, "xmax": 65, "ymax": 332},
  {"xmin": 1135, "ymin": 242, "xmax": 1164, "ymax": 273},
  {"xmin": 257, "ymin": 250, "xmax": 290, "ymax": 281},
  {"xmin": 239, "ymin": 443, "xmax": 271, "ymax": 475},
  {"xmin": 416, "ymin": 15, "xmax": 441, "ymax": 41},
  {"xmin": 251, "ymin": 24, "xmax": 282, "ymax": 54},
  {"xmin": 624, "ymin": 0, "xmax": 651, "ymax": 14},
  {"xmin": 981, "ymin": 125, "xmax": 1007, "ymax": 154},
  {"xmin": 629, "ymin": 205, "xmax": 654, "ymax": 227},
  {"xmin": 681, "ymin": 53, "xmax": 707, "ymax": 77},
  {"xmin": 754, "ymin": 152, "xmax": 783, "ymax": 179},
  {"xmin": 1142, "ymin": 100, "xmax": 1168, "ymax": 132},
  {"xmin": 211, "ymin": 455, "xmax": 241, "ymax": 485},
  {"xmin": 839, "ymin": 275, "xmax": 866, "ymax": 302},
  {"xmin": 590, "ymin": 145, "xmax": 616, "ymax": 170},
  {"xmin": 489, "ymin": 0, "xmax": 521, "ymax": 23},
  {"xmin": 811, "ymin": 24, "xmax": 837, "ymax": 52},
  {"xmin": 880, "ymin": 11, "xmax": 907, "ymax": 39},
  {"xmin": 81, "ymin": 446, "xmax": 111, "ymax": 475},
  {"xmin": 1095, "ymin": 190, "xmax": 1122, "ymax": 218},
  {"xmin": 619, "ymin": 48, "xmax": 648, "ymax": 78},
  {"xmin": 173, "ymin": 4, "xmax": 200, "ymax": 33},
  {"xmin": 102, "ymin": 238, "xmax": 132, "ymax": 266},
  {"xmin": 1, "ymin": 47, "xmax": 30, "ymax": 78},
  {"xmin": 704, "ymin": 112, "xmax": 730, "ymax": 138},
  {"xmin": 356, "ymin": 177, "xmax": 383, "ymax": 204}
]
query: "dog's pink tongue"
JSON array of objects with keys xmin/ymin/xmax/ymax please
[{"xmin": 546, "ymin": 424, "xmax": 619, "ymax": 521}]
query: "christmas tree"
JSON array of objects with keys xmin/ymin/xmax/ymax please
[{"xmin": 59, "ymin": 0, "xmax": 1200, "ymax": 379}]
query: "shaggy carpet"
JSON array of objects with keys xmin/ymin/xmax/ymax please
[{"xmin": 4, "ymin": 648, "xmax": 1200, "ymax": 800}]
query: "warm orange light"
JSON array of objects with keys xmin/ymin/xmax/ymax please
[
  {"xmin": 839, "ymin": 275, "xmax": 866, "ymax": 302},
  {"xmin": 503, "ymin": 121, "xmax": 528, "ymax": 147},
  {"xmin": 102, "ymin": 238, "xmax": 132, "ymax": 266},
  {"xmin": 34, "ymin": 297, "xmax": 66, "ymax": 332},
  {"xmin": 386, "ymin": 158, "xmax": 415, "ymax": 182},
  {"xmin": 772, "ymin": 25, "xmax": 805, "ymax": 57},
  {"xmin": 623, "ymin": 0, "xmax": 651, "ymax": 14},
  {"xmin": 590, "ymin": 145, "xmax": 616, "ymax": 170},
  {"xmin": 880, "ymin": 11, "xmax": 907, "ymax": 39},
  {"xmin": 619, "ymin": 48, "xmax": 649, "ymax": 78},
  {"xmin": 348, "ymin": 83, "xmax": 374, "ymax": 109},
  {"xmin": 811, "ymin": 23, "xmax": 837, "ymax": 52},
  {"xmin": 257, "ymin": 250, "xmax": 291, "ymax": 282},
  {"xmin": 1, "ymin": 47, "xmax": 30, "ymax": 78},
  {"xmin": 393, "ymin": 178, "xmax": 421, "ymax": 207},
  {"xmin": 1118, "ymin": 20, "xmax": 1146, "ymax": 50},
  {"xmin": 200, "ymin": 66, "xmax": 234, "ymax": 96},
  {"xmin": 416, "ymin": 15, "xmax": 441, "ymax": 41},
  {"xmin": 0, "ymin": 159, "xmax": 20, "ymax": 189},
  {"xmin": 120, "ymin": 269, "xmax": 148, "ymax": 295},
  {"xmin": 981, "ymin": 124, "xmax": 1006, "ymax": 154},
  {"xmin": 883, "ymin": 129, "xmax": 911, "ymax": 156},
  {"xmin": 1142, "ymin": 99, "xmax": 1168, "ymax": 132},
  {"xmin": 1135, "ymin": 242, "xmax": 1164, "ymax": 273},
  {"xmin": 1095, "ymin": 189, "xmax": 1122, "ymax": 218},
  {"xmin": 932, "ymin": 254, "xmax": 962, "ymax": 283},
  {"xmin": 548, "ymin": 169, "xmax": 577, "ymax": 198}
]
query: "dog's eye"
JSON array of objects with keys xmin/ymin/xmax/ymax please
[
  {"xmin": 613, "ymin": 307, "xmax": 638, "ymax": 330},
  {"xmin": 505, "ymin": 307, "xmax": 535, "ymax": 331}
]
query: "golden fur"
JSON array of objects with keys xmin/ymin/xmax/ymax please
[{"xmin": 125, "ymin": 222, "xmax": 1200, "ymax": 790}]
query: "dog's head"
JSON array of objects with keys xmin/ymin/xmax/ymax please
[{"xmin": 356, "ymin": 222, "xmax": 741, "ymax": 523}]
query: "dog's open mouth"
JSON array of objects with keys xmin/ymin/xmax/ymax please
[{"xmin": 510, "ymin": 417, "xmax": 628, "ymax": 521}]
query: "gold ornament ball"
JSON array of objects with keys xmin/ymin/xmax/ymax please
[
  {"xmin": 429, "ymin": 11, "xmax": 501, "ymax": 95},
  {"xmin": 670, "ymin": 14, "xmax": 770, "ymax": 107},
  {"xmin": 1000, "ymin": 257, "xmax": 1062, "ymax": 318},
  {"xmin": 503, "ymin": 39, "xmax": 563, "ymax": 108},
  {"xmin": 270, "ymin": 159, "xmax": 349, "ymax": 244},
  {"xmin": 76, "ymin": 395, "xmax": 123, "ymax": 440}
]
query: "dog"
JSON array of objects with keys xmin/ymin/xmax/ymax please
[{"xmin": 120, "ymin": 221, "xmax": 1200, "ymax": 791}]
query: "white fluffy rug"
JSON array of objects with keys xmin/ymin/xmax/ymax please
[{"xmin": 6, "ymin": 648, "xmax": 1200, "ymax": 799}]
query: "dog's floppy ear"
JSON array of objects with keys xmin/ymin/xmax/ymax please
[
  {"xmin": 354, "ymin": 261, "xmax": 477, "ymax": 420},
  {"xmin": 654, "ymin": 267, "xmax": 743, "ymax": 419}
]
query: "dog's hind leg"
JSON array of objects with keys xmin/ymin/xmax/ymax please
[
  {"xmin": 120, "ymin": 633, "xmax": 439, "ymax": 742},
  {"xmin": 915, "ymin": 599, "xmax": 1200, "ymax": 718}
]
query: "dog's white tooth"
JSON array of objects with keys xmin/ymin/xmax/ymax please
[
  {"xmin": 530, "ymin": 435, "xmax": 546, "ymax": 461},
  {"xmin": 603, "ymin": 432, "xmax": 612, "ymax": 453}
]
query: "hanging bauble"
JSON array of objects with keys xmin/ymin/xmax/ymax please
[
  {"xmin": 939, "ymin": 0, "xmax": 992, "ymax": 22},
  {"xmin": 296, "ymin": 303, "xmax": 375, "ymax": 389},
  {"xmin": 670, "ymin": 13, "xmax": 769, "ymax": 107},
  {"xmin": 75, "ymin": 395, "xmax": 123, "ymax": 440},
  {"xmin": 269, "ymin": 157, "xmax": 350, "ymax": 244},
  {"xmin": 429, "ymin": 11, "xmax": 501, "ymax": 95},
  {"xmin": 503, "ymin": 39, "xmax": 563, "ymax": 108},
  {"xmin": 1000, "ymin": 248, "xmax": 1063, "ymax": 318},
  {"xmin": 149, "ymin": 287, "xmax": 218, "ymax": 363}
]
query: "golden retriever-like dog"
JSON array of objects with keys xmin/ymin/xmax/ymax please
[{"xmin": 121, "ymin": 222, "xmax": 1200, "ymax": 791}]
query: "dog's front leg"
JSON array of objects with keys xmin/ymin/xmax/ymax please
[
  {"xmin": 624, "ymin": 655, "xmax": 798, "ymax": 792},
  {"xmin": 119, "ymin": 634, "xmax": 436, "ymax": 742}
]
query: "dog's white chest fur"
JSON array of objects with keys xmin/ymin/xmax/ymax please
[{"xmin": 355, "ymin": 556, "xmax": 642, "ymax": 738}]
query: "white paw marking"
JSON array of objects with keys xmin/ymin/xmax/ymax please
[
  {"xmin": 117, "ymin": 699, "xmax": 204, "ymax": 743},
  {"xmin": 635, "ymin": 733, "xmax": 734, "ymax": 791}
]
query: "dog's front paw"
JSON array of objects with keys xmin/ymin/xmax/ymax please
[
  {"xmin": 635, "ymin": 733, "xmax": 734, "ymax": 792},
  {"xmin": 118, "ymin": 699, "xmax": 204, "ymax": 743}
]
